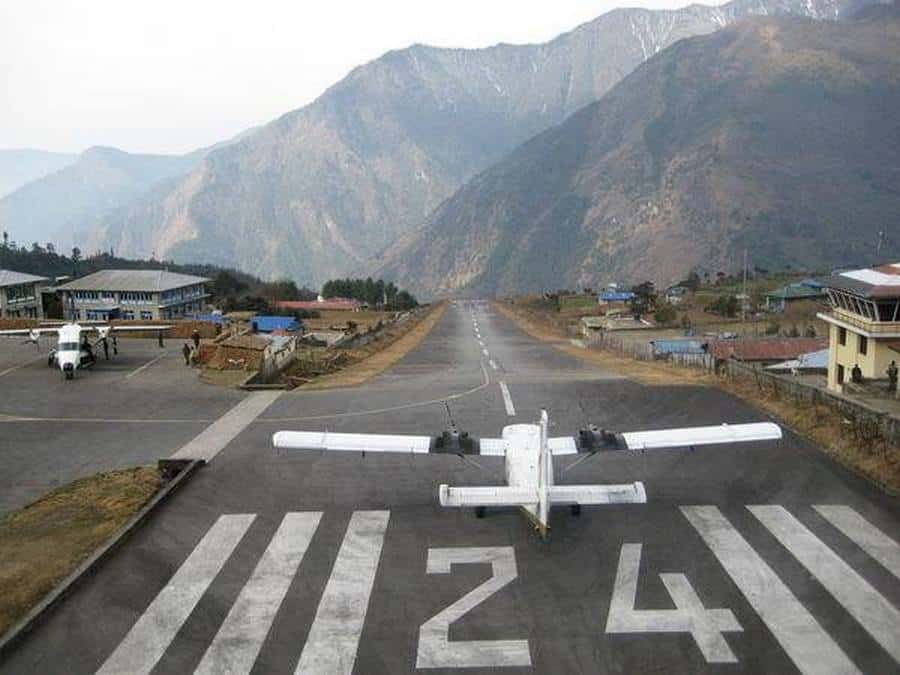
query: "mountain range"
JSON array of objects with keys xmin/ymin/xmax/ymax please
[
  {"xmin": 79, "ymin": 0, "xmax": 874, "ymax": 287},
  {"xmin": 0, "ymin": 149, "xmax": 77, "ymax": 199},
  {"xmin": 378, "ymin": 7, "xmax": 900, "ymax": 295}
]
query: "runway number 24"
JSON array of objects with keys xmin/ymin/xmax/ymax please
[{"xmin": 414, "ymin": 545, "xmax": 740, "ymax": 669}]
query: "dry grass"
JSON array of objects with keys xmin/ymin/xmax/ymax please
[
  {"xmin": 296, "ymin": 302, "xmax": 447, "ymax": 390},
  {"xmin": 0, "ymin": 467, "xmax": 161, "ymax": 636},
  {"xmin": 496, "ymin": 300, "xmax": 899, "ymax": 492}
]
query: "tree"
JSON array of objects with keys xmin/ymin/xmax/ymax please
[
  {"xmin": 706, "ymin": 294, "xmax": 738, "ymax": 317},
  {"xmin": 654, "ymin": 303, "xmax": 677, "ymax": 325}
]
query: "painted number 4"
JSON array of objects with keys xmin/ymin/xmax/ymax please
[
  {"xmin": 417, "ymin": 547, "xmax": 532, "ymax": 669},
  {"xmin": 605, "ymin": 544, "xmax": 742, "ymax": 663}
]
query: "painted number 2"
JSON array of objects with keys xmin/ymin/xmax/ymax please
[{"xmin": 416, "ymin": 547, "xmax": 532, "ymax": 669}]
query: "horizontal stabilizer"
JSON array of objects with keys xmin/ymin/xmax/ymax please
[
  {"xmin": 439, "ymin": 485, "xmax": 538, "ymax": 507},
  {"xmin": 622, "ymin": 422, "xmax": 781, "ymax": 450},
  {"xmin": 549, "ymin": 482, "xmax": 647, "ymax": 505},
  {"xmin": 549, "ymin": 437, "xmax": 578, "ymax": 455},
  {"xmin": 273, "ymin": 431, "xmax": 432, "ymax": 453}
]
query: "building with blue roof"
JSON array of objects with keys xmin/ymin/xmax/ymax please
[
  {"xmin": 251, "ymin": 315, "xmax": 303, "ymax": 333},
  {"xmin": 650, "ymin": 339, "xmax": 706, "ymax": 356},
  {"xmin": 599, "ymin": 291, "xmax": 635, "ymax": 303}
]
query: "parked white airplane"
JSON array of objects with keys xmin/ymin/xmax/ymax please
[
  {"xmin": 273, "ymin": 410, "xmax": 782, "ymax": 538},
  {"xmin": 0, "ymin": 322, "xmax": 171, "ymax": 380}
]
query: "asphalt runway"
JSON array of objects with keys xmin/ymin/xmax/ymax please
[
  {"xmin": 0, "ymin": 337, "xmax": 244, "ymax": 511},
  {"xmin": 2, "ymin": 301, "xmax": 899, "ymax": 673}
]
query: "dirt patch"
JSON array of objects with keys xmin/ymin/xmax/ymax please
[
  {"xmin": 496, "ymin": 300, "xmax": 899, "ymax": 492},
  {"xmin": 0, "ymin": 467, "xmax": 161, "ymax": 636},
  {"xmin": 292, "ymin": 302, "xmax": 447, "ymax": 391}
]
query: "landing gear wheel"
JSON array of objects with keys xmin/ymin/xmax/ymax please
[
  {"xmin": 48, "ymin": 356, "xmax": 54, "ymax": 367},
  {"xmin": 64, "ymin": 370, "xmax": 74, "ymax": 381},
  {"xmin": 475, "ymin": 506, "xmax": 486, "ymax": 519},
  {"xmin": 570, "ymin": 504, "xmax": 582, "ymax": 516}
]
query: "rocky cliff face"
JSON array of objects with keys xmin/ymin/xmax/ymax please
[
  {"xmin": 377, "ymin": 11, "xmax": 900, "ymax": 296},
  {"xmin": 94, "ymin": 0, "xmax": 873, "ymax": 285}
]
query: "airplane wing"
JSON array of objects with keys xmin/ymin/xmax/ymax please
[
  {"xmin": 620, "ymin": 422, "xmax": 781, "ymax": 450},
  {"xmin": 0, "ymin": 327, "xmax": 60, "ymax": 338},
  {"xmin": 79, "ymin": 325, "xmax": 174, "ymax": 335},
  {"xmin": 273, "ymin": 431, "xmax": 433, "ymax": 453}
]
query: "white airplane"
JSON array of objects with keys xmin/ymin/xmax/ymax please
[
  {"xmin": 0, "ymin": 322, "xmax": 171, "ymax": 380},
  {"xmin": 273, "ymin": 410, "xmax": 782, "ymax": 539}
]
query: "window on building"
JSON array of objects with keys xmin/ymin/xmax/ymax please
[
  {"xmin": 837, "ymin": 364, "xmax": 845, "ymax": 384},
  {"xmin": 838, "ymin": 327, "xmax": 847, "ymax": 346},
  {"xmin": 140, "ymin": 311, "xmax": 153, "ymax": 321},
  {"xmin": 122, "ymin": 310, "xmax": 135, "ymax": 320},
  {"xmin": 859, "ymin": 335, "xmax": 867, "ymax": 355}
]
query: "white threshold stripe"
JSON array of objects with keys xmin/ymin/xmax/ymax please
[
  {"xmin": 499, "ymin": 381, "xmax": 516, "ymax": 416},
  {"xmin": 814, "ymin": 505, "xmax": 900, "ymax": 579},
  {"xmin": 97, "ymin": 514, "xmax": 255, "ymax": 675},
  {"xmin": 125, "ymin": 352, "xmax": 166, "ymax": 379},
  {"xmin": 170, "ymin": 390, "xmax": 282, "ymax": 462},
  {"xmin": 750, "ymin": 505, "xmax": 900, "ymax": 662},
  {"xmin": 295, "ymin": 511, "xmax": 390, "ymax": 674},
  {"xmin": 196, "ymin": 512, "xmax": 323, "ymax": 675},
  {"xmin": 682, "ymin": 506, "xmax": 859, "ymax": 675}
]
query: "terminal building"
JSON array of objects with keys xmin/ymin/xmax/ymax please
[
  {"xmin": 58, "ymin": 270, "xmax": 210, "ymax": 321},
  {"xmin": 0, "ymin": 269, "xmax": 47, "ymax": 319},
  {"xmin": 817, "ymin": 262, "xmax": 900, "ymax": 392}
]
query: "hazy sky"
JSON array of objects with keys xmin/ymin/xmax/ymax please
[{"xmin": 1, "ymin": 0, "xmax": 720, "ymax": 155}]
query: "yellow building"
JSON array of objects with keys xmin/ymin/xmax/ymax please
[{"xmin": 818, "ymin": 262, "xmax": 900, "ymax": 392}]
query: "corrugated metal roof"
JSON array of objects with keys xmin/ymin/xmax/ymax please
[
  {"xmin": 767, "ymin": 284, "xmax": 824, "ymax": 300},
  {"xmin": 57, "ymin": 269, "xmax": 209, "ymax": 292},
  {"xmin": 0, "ymin": 269, "xmax": 47, "ymax": 288},
  {"xmin": 275, "ymin": 299, "xmax": 361, "ymax": 311},
  {"xmin": 708, "ymin": 338, "xmax": 826, "ymax": 361},
  {"xmin": 765, "ymin": 349, "xmax": 830, "ymax": 371},
  {"xmin": 650, "ymin": 339, "xmax": 706, "ymax": 355},
  {"xmin": 824, "ymin": 262, "xmax": 900, "ymax": 298}
]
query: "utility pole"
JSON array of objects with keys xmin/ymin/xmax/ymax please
[{"xmin": 741, "ymin": 248, "xmax": 748, "ymax": 323}]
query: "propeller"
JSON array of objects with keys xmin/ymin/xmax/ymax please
[{"xmin": 21, "ymin": 329, "xmax": 41, "ymax": 348}]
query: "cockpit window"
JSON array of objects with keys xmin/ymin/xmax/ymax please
[{"xmin": 59, "ymin": 342, "xmax": 79, "ymax": 351}]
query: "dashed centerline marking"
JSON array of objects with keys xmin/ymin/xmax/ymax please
[
  {"xmin": 489, "ymin": 360, "xmax": 498, "ymax": 371},
  {"xmin": 499, "ymin": 381, "xmax": 516, "ymax": 416}
]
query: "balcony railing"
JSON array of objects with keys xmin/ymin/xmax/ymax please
[{"xmin": 822, "ymin": 308, "xmax": 900, "ymax": 335}]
